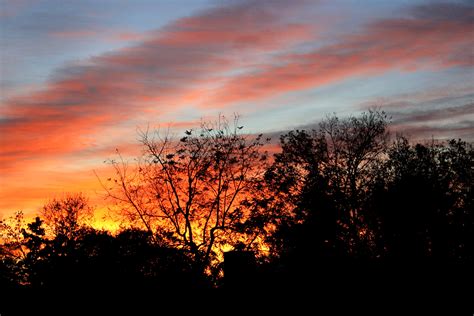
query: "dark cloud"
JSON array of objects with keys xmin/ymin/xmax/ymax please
[
  {"xmin": 409, "ymin": 2, "xmax": 474, "ymax": 22},
  {"xmin": 391, "ymin": 102, "xmax": 474, "ymax": 125},
  {"xmin": 390, "ymin": 121, "xmax": 474, "ymax": 141}
]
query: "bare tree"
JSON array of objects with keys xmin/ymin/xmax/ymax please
[
  {"xmin": 319, "ymin": 109, "xmax": 389, "ymax": 204},
  {"xmin": 102, "ymin": 115, "xmax": 270, "ymax": 271}
]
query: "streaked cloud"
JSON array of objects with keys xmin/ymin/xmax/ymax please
[
  {"xmin": 0, "ymin": 0, "xmax": 472, "ymax": 217},
  {"xmin": 1, "ymin": 0, "xmax": 313, "ymax": 173},
  {"xmin": 210, "ymin": 3, "xmax": 473, "ymax": 106}
]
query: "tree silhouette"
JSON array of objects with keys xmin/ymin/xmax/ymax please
[
  {"xmin": 260, "ymin": 111, "xmax": 472, "ymax": 292},
  {"xmin": 20, "ymin": 217, "xmax": 47, "ymax": 287},
  {"xmin": 266, "ymin": 109, "xmax": 390, "ymax": 261},
  {"xmin": 103, "ymin": 115, "xmax": 271, "ymax": 275},
  {"xmin": 0, "ymin": 211, "xmax": 27, "ymax": 288},
  {"xmin": 1, "ymin": 216, "xmax": 210, "ymax": 291},
  {"xmin": 40, "ymin": 193, "xmax": 93, "ymax": 239},
  {"xmin": 374, "ymin": 136, "xmax": 473, "ymax": 261},
  {"xmin": 1, "ymin": 111, "xmax": 472, "ymax": 295}
]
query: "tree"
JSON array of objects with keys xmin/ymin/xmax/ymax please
[
  {"xmin": 103, "ymin": 115, "xmax": 270, "ymax": 273},
  {"xmin": 20, "ymin": 216, "xmax": 47, "ymax": 287},
  {"xmin": 0, "ymin": 211, "xmax": 27, "ymax": 259},
  {"xmin": 0, "ymin": 211, "xmax": 28, "ymax": 287},
  {"xmin": 375, "ymin": 136, "xmax": 474, "ymax": 261},
  {"xmin": 8, "ymin": 217, "xmax": 210, "ymax": 290},
  {"xmin": 266, "ymin": 109, "xmax": 390, "ymax": 259},
  {"xmin": 40, "ymin": 193, "xmax": 93, "ymax": 240}
]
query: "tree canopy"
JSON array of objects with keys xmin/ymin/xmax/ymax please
[{"xmin": 1, "ymin": 111, "xmax": 472, "ymax": 293}]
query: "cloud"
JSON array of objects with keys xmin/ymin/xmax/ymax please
[
  {"xmin": 49, "ymin": 29, "xmax": 151, "ymax": 43},
  {"xmin": 0, "ymin": 0, "xmax": 36, "ymax": 18},
  {"xmin": 50, "ymin": 30, "xmax": 99, "ymax": 39},
  {"xmin": 390, "ymin": 121, "xmax": 474, "ymax": 141},
  {"xmin": 209, "ymin": 2, "xmax": 473, "ymax": 105},
  {"xmin": 0, "ymin": 0, "xmax": 312, "ymax": 174},
  {"xmin": 391, "ymin": 102, "xmax": 474, "ymax": 124},
  {"xmin": 358, "ymin": 84, "xmax": 474, "ymax": 141},
  {"xmin": 1, "ymin": 1, "xmax": 473, "ymax": 217},
  {"xmin": 272, "ymin": 102, "xmax": 474, "ymax": 144},
  {"xmin": 387, "ymin": 101, "xmax": 474, "ymax": 140},
  {"xmin": 111, "ymin": 31, "xmax": 147, "ymax": 42},
  {"xmin": 6, "ymin": 1, "xmax": 470, "ymax": 176}
]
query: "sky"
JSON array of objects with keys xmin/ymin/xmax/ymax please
[{"xmin": 0, "ymin": 0, "xmax": 473, "ymax": 222}]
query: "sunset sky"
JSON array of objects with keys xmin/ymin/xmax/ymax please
[{"xmin": 1, "ymin": 0, "xmax": 473, "ymax": 222}]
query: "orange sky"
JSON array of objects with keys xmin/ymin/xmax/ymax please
[{"xmin": 1, "ymin": 0, "xmax": 473, "ymax": 221}]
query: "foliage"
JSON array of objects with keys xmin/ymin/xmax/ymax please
[
  {"xmin": 373, "ymin": 137, "xmax": 473, "ymax": 260},
  {"xmin": 40, "ymin": 193, "xmax": 93, "ymax": 239},
  {"xmin": 1, "ymin": 111, "xmax": 472, "ymax": 291},
  {"xmin": 266, "ymin": 110, "xmax": 390, "ymax": 258}
]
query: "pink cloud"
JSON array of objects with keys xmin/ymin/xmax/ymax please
[
  {"xmin": 50, "ymin": 30, "xmax": 99, "ymax": 39},
  {"xmin": 209, "ymin": 3, "xmax": 473, "ymax": 106},
  {"xmin": 112, "ymin": 31, "xmax": 147, "ymax": 42},
  {"xmin": 0, "ymin": 0, "xmax": 312, "ymax": 176},
  {"xmin": 1, "ymin": 1, "xmax": 473, "ymax": 217}
]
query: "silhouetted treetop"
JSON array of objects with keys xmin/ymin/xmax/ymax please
[
  {"xmin": 40, "ymin": 193, "xmax": 93, "ymax": 239},
  {"xmin": 102, "ymin": 114, "xmax": 272, "ymax": 276},
  {"xmin": 266, "ymin": 109, "xmax": 390, "ymax": 258},
  {"xmin": 1, "ymin": 110, "xmax": 472, "ymax": 295}
]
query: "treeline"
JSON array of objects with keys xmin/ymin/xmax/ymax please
[{"xmin": 0, "ymin": 110, "xmax": 472, "ymax": 292}]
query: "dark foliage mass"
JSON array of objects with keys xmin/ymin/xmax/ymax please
[
  {"xmin": 1, "ymin": 216, "xmax": 209, "ymax": 292},
  {"xmin": 1, "ymin": 111, "xmax": 472, "ymax": 299},
  {"xmin": 258, "ymin": 112, "xmax": 472, "ymax": 298}
]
